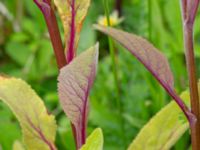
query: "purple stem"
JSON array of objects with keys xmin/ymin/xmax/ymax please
[
  {"xmin": 34, "ymin": 0, "xmax": 66, "ymax": 69},
  {"xmin": 65, "ymin": 1, "xmax": 87, "ymax": 149},
  {"xmin": 66, "ymin": 0, "xmax": 76, "ymax": 64},
  {"xmin": 180, "ymin": 1, "xmax": 200, "ymax": 150}
]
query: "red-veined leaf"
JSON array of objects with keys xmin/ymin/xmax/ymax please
[
  {"xmin": 58, "ymin": 43, "xmax": 99, "ymax": 149},
  {"xmin": 0, "ymin": 77, "xmax": 57, "ymax": 150},
  {"xmin": 94, "ymin": 25, "xmax": 195, "ymax": 123}
]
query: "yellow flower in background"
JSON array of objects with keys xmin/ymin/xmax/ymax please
[{"xmin": 97, "ymin": 10, "xmax": 124, "ymax": 26}]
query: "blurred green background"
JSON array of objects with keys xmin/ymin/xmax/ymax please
[{"xmin": 0, "ymin": 0, "xmax": 200, "ymax": 150}]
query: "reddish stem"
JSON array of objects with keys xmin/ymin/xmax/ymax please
[
  {"xmin": 180, "ymin": 0, "xmax": 200, "ymax": 150},
  {"xmin": 183, "ymin": 23, "xmax": 200, "ymax": 150},
  {"xmin": 34, "ymin": 0, "xmax": 87, "ymax": 149},
  {"xmin": 66, "ymin": 0, "xmax": 76, "ymax": 64},
  {"xmin": 34, "ymin": 0, "xmax": 66, "ymax": 69}
]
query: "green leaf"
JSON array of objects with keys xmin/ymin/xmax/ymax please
[
  {"xmin": 0, "ymin": 77, "xmax": 57, "ymax": 150},
  {"xmin": 128, "ymin": 91, "xmax": 190, "ymax": 150},
  {"xmin": 0, "ymin": 104, "xmax": 21, "ymax": 150},
  {"xmin": 5, "ymin": 42, "xmax": 32, "ymax": 66},
  {"xmin": 80, "ymin": 128, "xmax": 104, "ymax": 150}
]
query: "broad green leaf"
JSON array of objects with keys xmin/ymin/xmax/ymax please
[
  {"xmin": 80, "ymin": 128, "xmax": 104, "ymax": 150},
  {"xmin": 0, "ymin": 77, "xmax": 57, "ymax": 150},
  {"xmin": 0, "ymin": 103, "xmax": 21, "ymax": 150},
  {"xmin": 5, "ymin": 42, "xmax": 32, "ymax": 66},
  {"xmin": 12, "ymin": 141, "xmax": 25, "ymax": 150},
  {"xmin": 58, "ymin": 43, "xmax": 99, "ymax": 148},
  {"xmin": 128, "ymin": 91, "xmax": 190, "ymax": 150},
  {"xmin": 54, "ymin": 0, "xmax": 91, "ymax": 60}
]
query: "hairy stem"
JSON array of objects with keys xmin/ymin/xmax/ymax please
[
  {"xmin": 102, "ymin": 0, "xmax": 126, "ymax": 146},
  {"xmin": 34, "ymin": 0, "xmax": 66, "ymax": 69}
]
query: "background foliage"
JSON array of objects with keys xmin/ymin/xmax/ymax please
[{"xmin": 0, "ymin": 0, "xmax": 200, "ymax": 149}]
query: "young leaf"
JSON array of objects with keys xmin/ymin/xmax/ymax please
[
  {"xmin": 54, "ymin": 0, "xmax": 91, "ymax": 63},
  {"xmin": 94, "ymin": 25, "xmax": 194, "ymax": 122},
  {"xmin": 0, "ymin": 77, "xmax": 57, "ymax": 150},
  {"xmin": 58, "ymin": 43, "xmax": 99, "ymax": 148},
  {"xmin": 128, "ymin": 90, "xmax": 191, "ymax": 150},
  {"xmin": 180, "ymin": 0, "xmax": 200, "ymax": 25},
  {"xmin": 80, "ymin": 128, "xmax": 104, "ymax": 150}
]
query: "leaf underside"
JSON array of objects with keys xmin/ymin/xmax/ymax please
[
  {"xmin": 58, "ymin": 43, "xmax": 99, "ymax": 148},
  {"xmin": 128, "ymin": 91, "xmax": 191, "ymax": 150},
  {"xmin": 0, "ymin": 77, "xmax": 57, "ymax": 150},
  {"xmin": 94, "ymin": 25, "xmax": 193, "ymax": 121},
  {"xmin": 94, "ymin": 25, "xmax": 174, "ymax": 89},
  {"xmin": 80, "ymin": 128, "xmax": 104, "ymax": 150}
]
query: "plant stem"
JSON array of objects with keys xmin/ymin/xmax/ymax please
[
  {"xmin": 15, "ymin": 0, "xmax": 24, "ymax": 31},
  {"xmin": 34, "ymin": 1, "xmax": 79, "ymax": 149},
  {"xmin": 34, "ymin": 0, "xmax": 66, "ymax": 69},
  {"xmin": 102, "ymin": 0, "xmax": 125, "ymax": 145},
  {"xmin": 66, "ymin": 0, "xmax": 76, "ymax": 64},
  {"xmin": 183, "ymin": 23, "xmax": 200, "ymax": 150},
  {"xmin": 180, "ymin": 1, "xmax": 200, "ymax": 149}
]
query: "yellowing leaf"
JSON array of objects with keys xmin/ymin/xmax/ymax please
[
  {"xmin": 58, "ymin": 43, "xmax": 99, "ymax": 148},
  {"xmin": 54, "ymin": 0, "xmax": 91, "ymax": 62},
  {"xmin": 13, "ymin": 141, "xmax": 25, "ymax": 150},
  {"xmin": 80, "ymin": 128, "xmax": 104, "ymax": 150},
  {"xmin": 128, "ymin": 91, "xmax": 190, "ymax": 150},
  {"xmin": 0, "ymin": 77, "xmax": 57, "ymax": 150}
]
